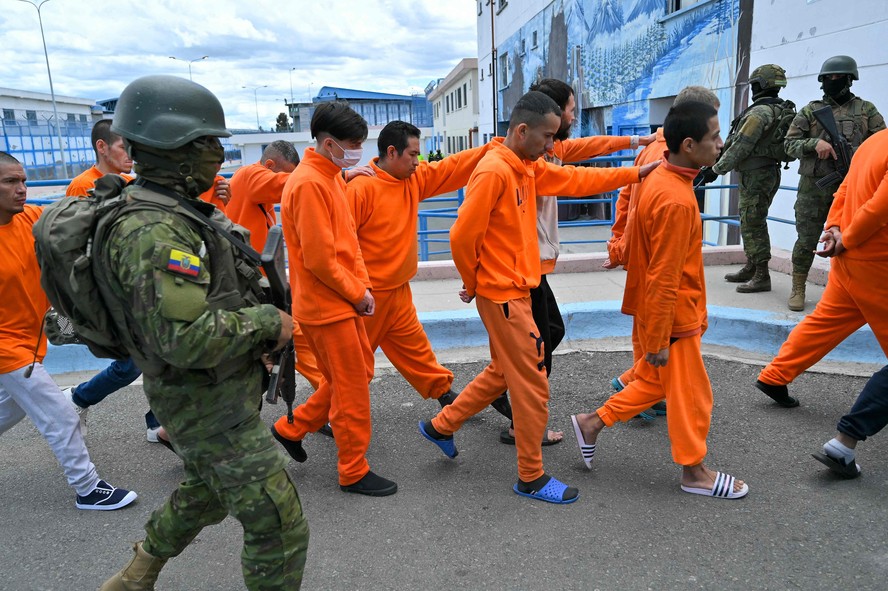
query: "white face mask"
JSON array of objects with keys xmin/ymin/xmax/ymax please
[{"xmin": 330, "ymin": 139, "xmax": 362, "ymax": 168}]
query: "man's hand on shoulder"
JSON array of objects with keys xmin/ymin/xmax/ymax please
[
  {"xmin": 345, "ymin": 166, "xmax": 376, "ymax": 182},
  {"xmin": 639, "ymin": 160, "xmax": 661, "ymax": 179},
  {"xmin": 638, "ymin": 133, "xmax": 657, "ymax": 147}
]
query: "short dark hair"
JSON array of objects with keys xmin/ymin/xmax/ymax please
[
  {"xmin": 664, "ymin": 101, "xmax": 718, "ymax": 153},
  {"xmin": 262, "ymin": 140, "xmax": 300, "ymax": 165},
  {"xmin": 529, "ymin": 78, "xmax": 574, "ymax": 110},
  {"xmin": 0, "ymin": 151, "xmax": 22, "ymax": 169},
  {"xmin": 91, "ymin": 119, "xmax": 120, "ymax": 157},
  {"xmin": 377, "ymin": 120, "xmax": 421, "ymax": 159},
  {"xmin": 310, "ymin": 101, "xmax": 368, "ymax": 142},
  {"xmin": 509, "ymin": 91, "xmax": 562, "ymax": 130}
]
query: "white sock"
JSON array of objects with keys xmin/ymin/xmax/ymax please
[{"xmin": 823, "ymin": 438, "xmax": 855, "ymax": 463}]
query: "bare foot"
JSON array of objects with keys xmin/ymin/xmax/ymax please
[
  {"xmin": 574, "ymin": 412, "xmax": 605, "ymax": 446},
  {"xmin": 157, "ymin": 426, "xmax": 170, "ymax": 443},
  {"xmin": 682, "ymin": 463, "xmax": 746, "ymax": 493},
  {"xmin": 508, "ymin": 426, "xmax": 563, "ymax": 443}
]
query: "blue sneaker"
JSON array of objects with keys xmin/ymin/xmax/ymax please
[
  {"xmin": 76, "ymin": 480, "xmax": 137, "ymax": 511},
  {"xmin": 610, "ymin": 377, "xmax": 625, "ymax": 392}
]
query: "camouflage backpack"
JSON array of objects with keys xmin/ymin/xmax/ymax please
[
  {"xmin": 32, "ymin": 175, "xmax": 133, "ymax": 359},
  {"xmin": 753, "ymin": 97, "xmax": 798, "ymax": 166}
]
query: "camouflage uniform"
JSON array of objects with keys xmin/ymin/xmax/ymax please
[
  {"xmin": 785, "ymin": 95, "xmax": 885, "ymax": 275},
  {"xmin": 713, "ymin": 102, "xmax": 783, "ymax": 267},
  {"xmin": 102, "ymin": 185, "xmax": 309, "ymax": 590}
]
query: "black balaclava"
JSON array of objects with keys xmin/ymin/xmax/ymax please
[
  {"xmin": 822, "ymin": 75, "xmax": 853, "ymax": 105},
  {"xmin": 751, "ymin": 82, "xmax": 780, "ymax": 102},
  {"xmin": 126, "ymin": 136, "xmax": 224, "ymax": 198}
]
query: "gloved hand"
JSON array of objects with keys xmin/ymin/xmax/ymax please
[{"xmin": 698, "ymin": 166, "xmax": 719, "ymax": 184}]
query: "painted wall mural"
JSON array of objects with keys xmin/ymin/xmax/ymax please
[{"xmin": 497, "ymin": 0, "xmax": 740, "ymax": 136}]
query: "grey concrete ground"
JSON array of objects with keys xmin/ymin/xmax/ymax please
[{"xmin": 3, "ymin": 258, "xmax": 885, "ymax": 590}]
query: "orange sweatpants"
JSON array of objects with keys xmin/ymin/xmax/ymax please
[
  {"xmin": 617, "ymin": 319, "xmax": 643, "ymax": 386},
  {"xmin": 293, "ymin": 321, "xmax": 322, "ymax": 390},
  {"xmin": 363, "ymin": 284, "xmax": 453, "ymax": 398},
  {"xmin": 759, "ymin": 256, "xmax": 888, "ymax": 386},
  {"xmin": 432, "ymin": 295, "xmax": 549, "ymax": 482},
  {"xmin": 274, "ymin": 317, "xmax": 374, "ymax": 486},
  {"xmin": 596, "ymin": 331, "xmax": 712, "ymax": 466}
]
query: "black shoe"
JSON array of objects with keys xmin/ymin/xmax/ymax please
[
  {"xmin": 340, "ymin": 471, "xmax": 398, "ymax": 496},
  {"xmin": 755, "ymin": 380, "xmax": 799, "ymax": 408},
  {"xmin": 271, "ymin": 426, "xmax": 308, "ymax": 462},
  {"xmin": 317, "ymin": 423, "xmax": 334, "ymax": 438},
  {"xmin": 437, "ymin": 390, "xmax": 458, "ymax": 407},
  {"xmin": 490, "ymin": 393, "xmax": 513, "ymax": 420}
]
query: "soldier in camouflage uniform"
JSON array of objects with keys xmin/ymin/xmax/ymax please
[
  {"xmin": 784, "ymin": 55, "xmax": 885, "ymax": 311},
  {"xmin": 711, "ymin": 64, "xmax": 791, "ymax": 293},
  {"xmin": 99, "ymin": 76, "xmax": 308, "ymax": 591}
]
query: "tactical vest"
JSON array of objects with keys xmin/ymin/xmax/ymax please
[
  {"xmin": 798, "ymin": 97, "xmax": 868, "ymax": 178},
  {"xmin": 97, "ymin": 184, "xmax": 268, "ymax": 382}
]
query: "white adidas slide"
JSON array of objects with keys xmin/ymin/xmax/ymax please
[
  {"xmin": 571, "ymin": 415, "xmax": 596, "ymax": 470},
  {"xmin": 681, "ymin": 471, "xmax": 748, "ymax": 499}
]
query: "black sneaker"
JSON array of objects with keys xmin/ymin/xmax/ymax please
[
  {"xmin": 755, "ymin": 380, "xmax": 799, "ymax": 408},
  {"xmin": 317, "ymin": 423, "xmax": 334, "ymax": 438},
  {"xmin": 76, "ymin": 480, "xmax": 138, "ymax": 511},
  {"xmin": 340, "ymin": 471, "xmax": 398, "ymax": 497},
  {"xmin": 271, "ymin": 426, "xmax": 308, "ymax": 462}
]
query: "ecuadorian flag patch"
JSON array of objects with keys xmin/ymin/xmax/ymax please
[{"xmin": 167, "ymin": 249, "xmax": 200, "ymax": 277}]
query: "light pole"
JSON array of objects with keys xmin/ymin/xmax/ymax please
[
  {"xmin": 288, "ymin": 67, "xmax": 297, "ymax": 103},
  {"xmin": 243, "ymin": 85, "xmax": 268, "ymax": 130},
  {"xmin": 18, "ymin": 0, "xmax": 68, "ymax": 179},
  {"xmin": 169, "ymin": 55, "xmax": 208, "ymax": 81}
]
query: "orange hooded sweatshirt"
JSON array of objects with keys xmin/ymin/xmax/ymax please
[
  {"xmin": 621, "ymin": 156, "xmax": 707, "ymax": 354},
  {"xmin": 65, "ymin": 165, "xmax": 133, "ymax": 197},
  {"xmin": 227, "ymin": 162, "xmax": 291, "ymax": 253},
  {"xmin": 451, "ymin": 138, "xmax": 640, "ymax": 301},
  {"xmin": 281, "ymin": 148, "xmax": 370, "ymax": 326},
  {"xmin": 825, "ymin": 128, "xmax": 888, "ymax": 260},
  {"xmin": 346, "ymin": 144, "xmax": 491, "ymax": 290}
]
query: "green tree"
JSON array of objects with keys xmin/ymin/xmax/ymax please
[{"xmin": 275, "ymin": 113, "xmax": 290, "ymax": 132}]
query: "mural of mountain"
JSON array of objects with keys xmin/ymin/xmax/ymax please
[
  {"xmin": 590, "ymin": 0, "xmax": 624, "ymax": 37},
  {"xmin": 626, "ymin": 0, "xmax": 663, "ymax": 21}
]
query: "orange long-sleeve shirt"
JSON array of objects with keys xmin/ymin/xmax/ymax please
[
  {"xmin": 621, "ymin": 157, "xmax": 707, "ymax": 354},
  {"xmin": 825, "ymin": 128, "xmax": 888, "ymax": 260},
  {"xmin": 65, "ymin": 165, "xmax": 133, "ymax": 197},
  {"xmin": 227, "ymin": 162, "xmax": 292, "ymax": 252},
  {"xmin": 608, "ymin": 128, "xmax": 666, "ymax": 266},
  {"xmin": 281, "ymin": 148, "xmax": 370, "ymax": 326},
  {"xmin": 451, "ymin": 138, "xmax": 640, "ymax": 301},
  {"xmin": 0, "ymin": 206, "xmax": 49, "ymax": 373},
  {"xmin": 346, "ymin": 144, "xmax": 491, "ymax": 290},
  {"xmin": 197, "ymin": 174, "xmax": 228, "ymax": 213}
]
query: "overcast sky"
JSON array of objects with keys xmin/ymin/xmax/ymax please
[{"xmin": 2, "ymin": 0, "xmax": 478, "ymax": 129}]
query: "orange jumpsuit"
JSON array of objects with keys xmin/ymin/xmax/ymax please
[
  {"xmin": 595, "ymin": 158, "xmax": 712, "ymax": 466},
  {"xmin": 273, "ymin": 148, "xmax": 374, "ymax": 486},
  {"xmin": 227, "ymin": 162, "xmax": 322, "ymax": 389},
  {"xmin": 433, "ymin": 138, "xmax": 640, "ymax": 482},
  {"xmin": 65, "ymin": 166, "xmax": 132, "ymax": 197},
  {"xmin": 346, "ymin": 146, "xmax": 491, "ymax": 398},
  {"xmin": 197, "ymin": 174, "xmax": 228, "ymax": 213},
  {"xmin": 759, "ymin": 128, "xmax": 888, "ymax": 386},
  {"xmin": 608, "ymin": 129, "xmax": 667, "ymax": 385}
]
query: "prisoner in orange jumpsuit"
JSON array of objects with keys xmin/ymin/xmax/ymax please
[
  {"xmin": 346, "ymin": 120, "xmax": 498, "ymax": 410},
  {"xmin": 271, "ymin": 101, "xmax": 397, "ymax": 497},
  {"xmin": 606, "ymin": 86, "xmax": 721, "ymax": 393},
  {"xmin": 571, "ymin": 100, "xmax": 749, "ymax": 500},
  {"xmin": 66, "ymin": 119, "xmax": 133, "ymax": 196},
  {"xmin": 226, "ymin": 141, "xmax": 324, "ymax": 390},
  {"xmin": 418, "ymin": 91, "xmax": 652, "ymax": 505},
  {"xmin": 756, "ymin": 127, "xmax": 888, "ymax": 407}
]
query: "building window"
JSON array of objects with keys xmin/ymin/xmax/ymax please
[
  {"xmin": 496, "ymin": 0, "xmax": 508, "ymax": 14},
  {"xmin": 532, "ymin": 31, "xmax": 538, "ymax": 48},
  {"xmin": 519, "ymin": 38, "xmax": 526, "ymax": 56},
  {"xmin": 2, "ymin": 109, "xmax": 14, "ymax": 124},
  {"xmin": 25, "ymin": 110, "xmax": 37, "ymax": 124},
  {"xmin": 666, "ymin": 0, "xmax": 704, "ymax": 14},
  {"xmin": 463, "ymin": 83, "xmax": 468, "ymax": 107},
  {"xmin": 498, "ymin": 52, "xmax": 509, "ymax": 88},
  {"xmin": 446, "ymin": 95, "xmax": 450, "ymax": 113},
  {"xmin": 80, "ymin": 114, "xmax": 87, "ymax": 123},
  {"xmin": 457, "ymin": 89, "xmax": 462, "ymax": 110}
]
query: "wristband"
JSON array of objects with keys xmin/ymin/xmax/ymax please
[{"xmin": 630, "ymin": 135, "xmax": 639, "ymax": 149}]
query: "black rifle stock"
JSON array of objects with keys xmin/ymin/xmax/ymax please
[
  {"xmin": 812, "ymin": 106, "xmax": 853, "ymax": 190},
  {"xmin": 261, "ymin": 225, "xmax": 296, "ymax": 423}
]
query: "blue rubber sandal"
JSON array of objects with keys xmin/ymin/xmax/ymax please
[
  {"xmin": 513, "ymin": 476, "xmax": 579, "ymax": 505},
  {"xmin": 418, "ymin": 421, "xmax": 458, "ymax": 458}
]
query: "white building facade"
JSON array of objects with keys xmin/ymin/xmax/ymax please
[{"xmin": 427, "ymin": 59, "xmax": 481, "ymax": 156}]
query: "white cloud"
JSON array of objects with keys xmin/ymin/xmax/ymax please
[{"xmin": 0, "ymin": 0, "xmax": 478, "ymax": 128}]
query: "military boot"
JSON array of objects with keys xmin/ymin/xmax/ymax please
[
  {"xmin": 788, "ymin": 273, "xmax": 807, "ymax": 311},
  {"xmin": 99, "ymin": 542, "xmax": 167, "ymax": 591},
  {"xmin": 724, "ymin": 260, "xmax": 755, "ymax": 283},
  {"xmin": 736, "ymin": 264, "xmax": 771, "ymax": 293}
]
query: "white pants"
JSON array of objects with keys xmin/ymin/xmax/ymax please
[{"xmin": 0, "ymin": 363, "xmax": 99, "ymax": 496}]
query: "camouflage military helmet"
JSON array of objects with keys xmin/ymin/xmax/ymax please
[
  {"xmin": 111, "ymin": 75, "xmax": 231, "ymax": 150},
  {"xmin": 748, "ymin": 64, "xmax": 787, "ymax": 90},
  {"xmin": 818, "ymin": 55, "xmax": 859, "ymax": 81}
]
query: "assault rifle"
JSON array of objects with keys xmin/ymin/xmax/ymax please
[
  {"xmin": 812, "ymin": 106, "xmax": 853, "ymax": 190},
  {"xmin": 261, "ymin": 225, "xmax": 296, "ymax": 423}
]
